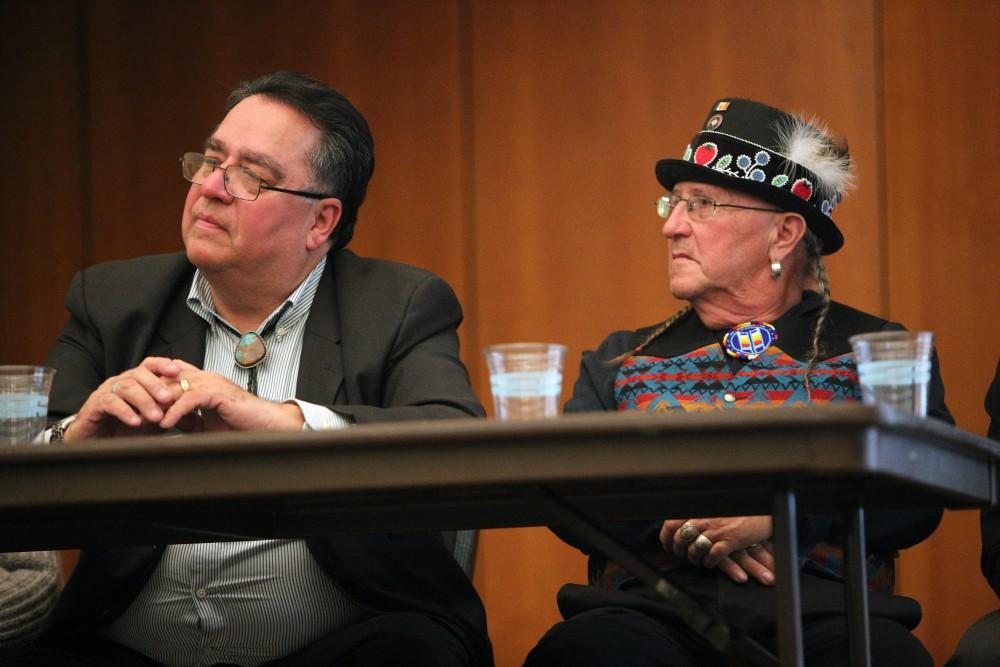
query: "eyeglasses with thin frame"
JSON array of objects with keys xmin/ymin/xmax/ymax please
[
  {"xmin": 180, "ymin": 152, "xmax": 334, "ymax": 201},
  {"xmin": 655, "ymin": 192, "xmax": 783, "ymax": 222}
]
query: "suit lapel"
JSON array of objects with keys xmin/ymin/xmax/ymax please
[
  {"xmin": 138, "ymin": 258, "xmax": 344, "ymax": 404},
  {"xmin": 147, "ymin": 282, "xmax": 208, "ymax": 367},
  {"xmin": 295, "ymin": 258, "xmax": 346, "ymax": 406}
]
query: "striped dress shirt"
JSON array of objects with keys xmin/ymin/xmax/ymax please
[{"xmin": 103, "ymin": 257, "xmax": 369, "ymax": 666}]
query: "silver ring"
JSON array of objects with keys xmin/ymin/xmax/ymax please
[
  {"xmin": 678, "ymin": 522, "xmax": 700, "ymax": 542},
  {"xmin": 694, "ymin": 534, "xmax": 713, "ymax": 551},
  {"xmin": 179, "ymin": 378, "xmax": 190, "ymax": 393},
  {"xmin": 747, "ymin": 542, "xmax": 763, "ymax": 553},
  {"xmin": 110, "ymin": 381, "xmax": 120, "ymax": 395}
]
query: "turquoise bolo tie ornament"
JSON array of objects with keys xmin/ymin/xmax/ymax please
[
  {"xmin": 229, "ymin": 301, "xmax": 292, "ymax": 396},
  {"xmin": 723, "ymin": 321, "xmax": 779, "ymax": 361},
  {"xmin": 234, "ymin": 332, "xmax": 267, "ymax": 369},
  {"xmin": 234, "ymin": 331, "xmax": 267, "ymax": 396}
]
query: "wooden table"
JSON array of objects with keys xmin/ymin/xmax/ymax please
[{"xmin": 1, "ymin": 404, "xmax": 996, "ymax": 666}]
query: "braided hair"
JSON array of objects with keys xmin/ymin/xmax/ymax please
[
  {"xmin": 609, "ymin": 305, "xmax": 692, "ymax": 365},
  {"xmin": 801, "ymin": 230, "xmax": 831, "ymax": 400}
]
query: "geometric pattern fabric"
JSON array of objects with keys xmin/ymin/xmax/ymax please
[{"xmin": 615, "ymin": 344, "xmax": 861, "ymax": 412}]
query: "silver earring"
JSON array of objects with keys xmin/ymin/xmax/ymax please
[{"xmin": 770, "ymin": 260, "xmax": 782, "ymax": 277}]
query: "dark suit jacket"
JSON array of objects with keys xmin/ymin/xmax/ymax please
[{"xmin": 38, "ymin": 250, "xmax": 493, "ymax": 665}]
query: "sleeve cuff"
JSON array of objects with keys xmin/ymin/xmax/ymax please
[{"xmin": 289, "ymin": 399, "xmax": 352, "ymax": 431}]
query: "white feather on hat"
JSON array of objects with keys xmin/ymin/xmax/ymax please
[{"xmin": 774, "ymin": 115, "xmax": 855, "ymax": 204}]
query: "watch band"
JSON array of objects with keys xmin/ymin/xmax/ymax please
[{"xmin": 50, "ymin": 414, "xmax": 77, "ymax": 443}]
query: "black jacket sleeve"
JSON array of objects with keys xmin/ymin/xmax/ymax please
[
  {"xmin": 330, "ymin": 273, "xmax": 485, "ymax": 423},
  {"xmin": 980, "ymin": 358, "xmax": 1000, "ymax": 598},
  {"xmin": 553, "ymin": 331, "xmax": 666, "ymax": 556},
  {"xmin": 808, "ymin": 322, "xmax": 950, "ymax": 553}
]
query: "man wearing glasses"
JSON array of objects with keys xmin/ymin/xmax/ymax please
[{"xmin": 10, "ymin": 72, "xmax": 491, "ymax": 666}]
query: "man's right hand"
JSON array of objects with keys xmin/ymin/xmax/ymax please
[
  {"xmin": 660, "ymin": 516, "xmax": 776, "ymax": 586},
  {"xmin": 62, "ymin": 357, "xmax": 185, "ymax": 442}
]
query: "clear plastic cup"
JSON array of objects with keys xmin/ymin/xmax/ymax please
[
  {"xmin": 0, "ymin": 366, "xmax": 56, "ymax": 444},
  {"xmin": 483, "ymin": 343, "xmax": 567, "ymax": 420},
  {"xmin": 849, "ymin": 331, "xmax": 934, "ymax": 417}
]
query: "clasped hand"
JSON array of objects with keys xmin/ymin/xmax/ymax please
[
  {"xmin": 660, "ymin": 516, "xmax": 775, "ymax": 586},
  {"xmin": 62, "ymin": 357, "xmax": 304, "ymax": 442}
]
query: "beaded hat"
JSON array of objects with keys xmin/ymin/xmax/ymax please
[{"xmin": 655, "ymin": 98, "xmax": 854, "ymax": 254}]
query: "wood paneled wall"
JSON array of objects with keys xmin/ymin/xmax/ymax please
[
  {"xmin": 881, "ymin": 1, "xmax": 1000, "ymax": 660},
  {"xmin": 1, "ymin": 1, "xmax": 997, "ymax": 664}
]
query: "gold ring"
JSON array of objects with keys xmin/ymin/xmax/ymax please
[{"xmin": 179, "ymin": 378, "xmax": 190, "ymax": 393}]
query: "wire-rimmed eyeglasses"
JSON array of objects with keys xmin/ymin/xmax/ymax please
[
  {"xmin": 655, "ymin": 192, "xmax": 783, "ymax": 222},
  {"xmin": 180, "ymin": 152, "xmax": 334, "ymax": 201}
]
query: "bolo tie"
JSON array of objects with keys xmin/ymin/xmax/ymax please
[
  {"xmin": 722, "ymin": 321, "xmax": 779, "ymax": 361},
  {"xmin": 219, "ymin": 301, "xmax": 293, "ymax": 396}
]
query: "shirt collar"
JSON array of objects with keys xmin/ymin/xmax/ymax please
[
  {"xmin": 638, "ymin": 290, "xmax": 825, "ymax": 361},
  {"xmin": 186, "ymin": 256, "xmax": 327, "ymax": 334}
]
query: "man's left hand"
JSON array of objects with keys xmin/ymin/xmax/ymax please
[{"xmin": 158, "ymin": 360, "xmax": 305, "ymax": 432}]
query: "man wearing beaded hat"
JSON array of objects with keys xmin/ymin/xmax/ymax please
[
  {"xmin": 6, "ymin": 72, "xmax": 492, "ymax": 666},
  {"xmin": 525, "ymin": 98, "xmax": 951, "ymax": 666}
]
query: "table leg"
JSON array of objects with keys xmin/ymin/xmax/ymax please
[
  {"xmin": 772, "ymin": 485, "xmax": 804, "ymax": 667},
  {"xmin": 844, "ymin": 505, "xmax": 871, "ymax": 667}
]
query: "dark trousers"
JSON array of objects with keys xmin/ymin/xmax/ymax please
[
  {"xmin": 0, "ymin": 612, "xmax": 472, "ymax": 667},
  {"xmin": 524, "ymin": 606, "xmax": 932, "ymax": 667},
  {"xmin": 945, "ymin": 609, "xmax": 1000, "ymax": 667}
]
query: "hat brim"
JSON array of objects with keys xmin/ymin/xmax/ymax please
[{"xmin": 655, "ymin": 158, "xmax": 844, "ymax": 255}]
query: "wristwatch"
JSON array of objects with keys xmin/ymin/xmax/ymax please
[{"xmin": 50, "ymin": 414, "xmax": 77, "ymax": 443}]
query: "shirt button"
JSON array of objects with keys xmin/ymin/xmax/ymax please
[
  {"xmin": 195, "ymin": 588, "xmax": 208, "ymax": 599},
  {"xmin": 276, "ymin": 327, "xmax": 287, "ymax": 337},
  {"xmin": 723, "ymin": 392, "xmax": 736, "ymax": 404}
]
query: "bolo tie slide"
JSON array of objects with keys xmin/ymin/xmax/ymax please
[
  {"xmin": 234, "ymin": 331, "xmax": 267, "ymax": 396},
  {"xmin": 228, "ymin": 301, "xmax": 292, "ymax": 397},
  {"xmin": 722, "ymin": 321, "xmax": 779, "ymax": 361}
]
